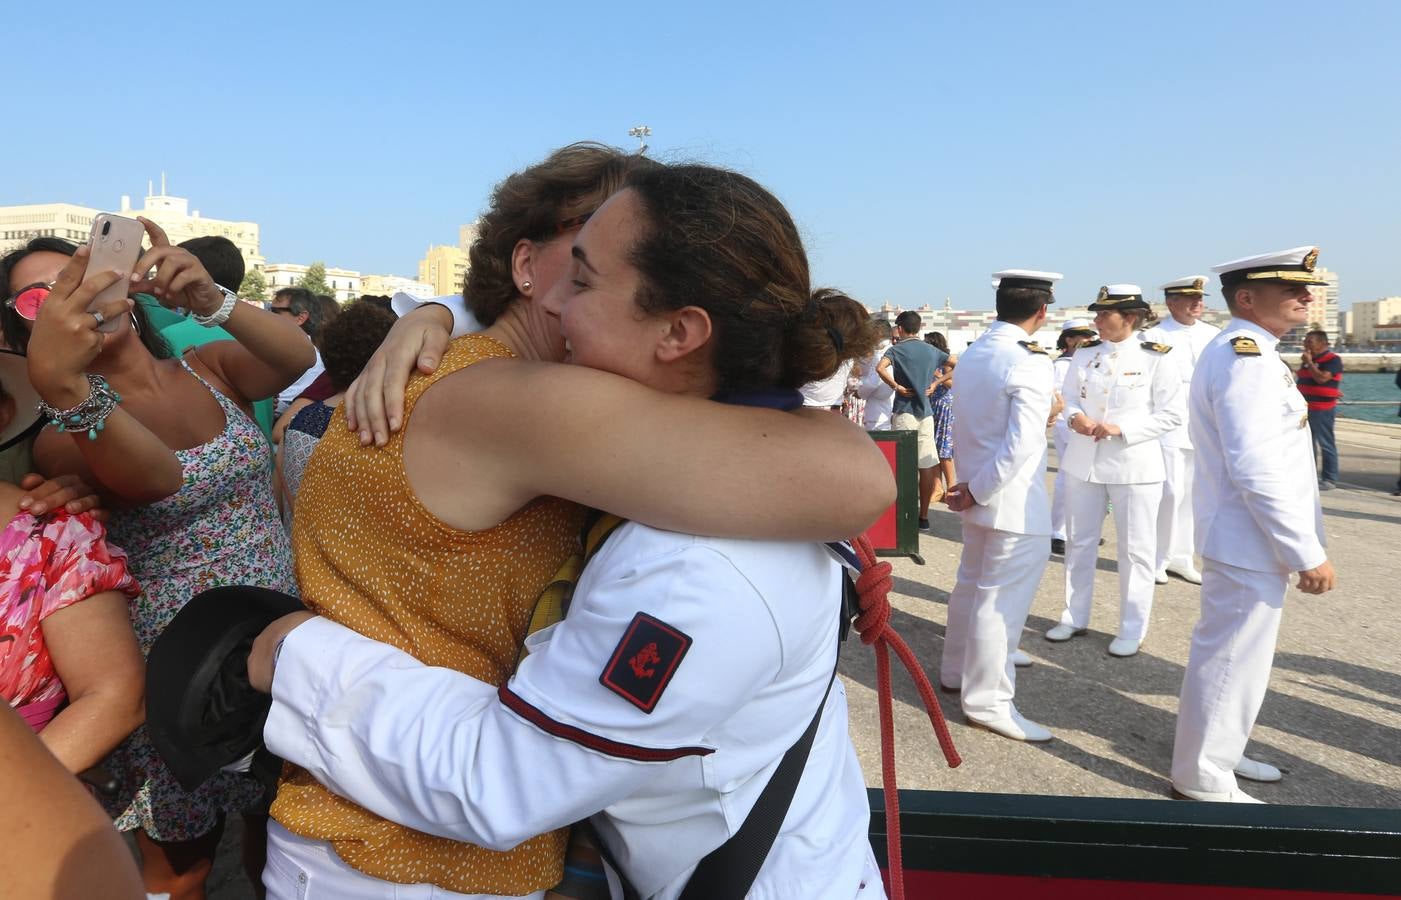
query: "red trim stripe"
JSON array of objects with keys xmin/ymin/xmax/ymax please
[{"xmin": 498, "ymin": 685, "xmax": 714, "ymax": 762}]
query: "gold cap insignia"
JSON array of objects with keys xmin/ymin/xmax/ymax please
[
  {"xmin": 1302, "ymin": 247, "xmax": 1319, "ymax": 271},
  {"xmin": 1096, "ymin": 286, "xmax": 1110, "ymax": 303},
  {"xmin": 1192, "ymin": 277, "xmax": 1205, "ymax": 290}
]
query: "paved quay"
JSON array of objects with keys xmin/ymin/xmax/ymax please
[
  {"xmin": 843, "ymin": 418, "xmax": 1401, "ymax": 810},
  {"xmin": 205, "ymin": 421, "xmax": 1400, "ymax": 897}
]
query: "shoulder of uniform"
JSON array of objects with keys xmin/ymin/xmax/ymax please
[
  {"xmin": 1228, "ymin": 336, "xmax": 1262, "ymax": 357},
  {"xmin": 1017, "ymin": 340, "xmax": 1048, "ymax": 355},
  {"xmin": 1075, "ymin": 339, "xmax": 1102, "ymax": 352},
  {"xmin": 1141, "ymin": 341, "xmax": 1172, "ymax": 354}
]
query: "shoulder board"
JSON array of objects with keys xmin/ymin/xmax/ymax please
[
  {"xmin": 1141, "ymin": 341, "xmax": 1172, "ymax": 354},
  {"xmin": 1078, "ymin": 339, "xmax": 1102, "ymax": 350},
  {"xmin": 1017, "ymin": 340, "xmax": 1048, "ymax": 355},
  {"xmin": 1230, "ymin": 337, "xmax": 1262, "ymax": 357}
]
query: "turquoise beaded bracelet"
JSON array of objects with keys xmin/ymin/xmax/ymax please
[{"xmin": 37, "ymin": 373, "xmax": 123, "ymax": 440}]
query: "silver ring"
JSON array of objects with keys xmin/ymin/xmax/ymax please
[{"xmin": 91, "ymin": 310, "xmax": 105, "ymax": 327}]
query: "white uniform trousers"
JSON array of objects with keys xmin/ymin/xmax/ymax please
[
  {"xmin": 940, "ymin": 521, "xmax": 1047, "ymax": 718},
  {"xmin": 1170, "ymin": 560, "xmax": 1286, "ymax": 794},
  {"xmin": 1156, "ymin": 445, "xmax": 1196, "ymax": 571},
  {"xmin": 263, "ymin": 819, "xmax": 543, "ymax": 900},
  {"xmin": 1050, "ymin": 425, "xmax": 1071, "ymax": 541},
  {"xmin": 1062, "ymin": 475, "xmax": 1161, "ymax": 642}
]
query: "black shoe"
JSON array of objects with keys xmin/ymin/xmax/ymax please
[
  {"xmin": 919, "ymin": 517, "xmax": 931, "ymax": 530},
  {"xmin": 1050, "ymin": 538, "xmax": 1066, "ymax": 555}
]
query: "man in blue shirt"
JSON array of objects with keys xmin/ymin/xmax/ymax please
[{"xmin": 878, "ymin": 311, "xmax": 946, "ymax": 528}]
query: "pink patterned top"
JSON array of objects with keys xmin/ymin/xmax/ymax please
[{"xmin": 0, "ymin": 511, "xmax": 141, "ymax": 727}]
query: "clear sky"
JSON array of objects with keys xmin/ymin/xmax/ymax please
[{"xmin": 6, "ymin": 1, "xmax": 1398, "ymax": 310}]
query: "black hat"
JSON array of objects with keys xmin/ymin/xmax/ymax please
[
  {"xmin": 146, "ymin": 585, "xmax": 304, "ymax": 792},
  {"xmin": 1087, "ymin": 284, "xmax": 1151, "ymax": 312}
]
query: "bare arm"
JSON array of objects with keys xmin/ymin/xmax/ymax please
[
  {"xmin": 26, "ymin": 249, "xmax": 184, "ymax": 504},
  {"xmin": 0, "ymin": 705, "xmax": 144, "ymax": 899},
  {"xmin": 272, "ymin": 397, "xmax": 312, "ymax": 446},
  {"xmin": 412, "ymin": 360, "xmax": 895, "ymax": 541},
  {"xmin": 40, "ymin": 591, "xmax": 146, "ymax": 773}
]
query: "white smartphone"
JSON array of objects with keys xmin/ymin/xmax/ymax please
[{"xmin": 85, "ymin": 213, "xmax": 145, "ymax": 333}]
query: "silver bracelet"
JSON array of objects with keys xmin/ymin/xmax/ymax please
[
  {"xmin": 37, "ymin": 374, "xmax": 123, "ymax": 441},
  {"xmin": 193, "ymin": 285, "xmax": 238, "ymax": 327}
]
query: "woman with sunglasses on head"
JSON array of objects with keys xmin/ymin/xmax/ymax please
[
  {"xmin": 1, "ymin": 226, "xmax": 314, "ymax": 900},
  {"xmin": 0, "ymin": 326, "xmax": 144, "ymax": 779},
  {"xmin": 250, "ymin": 161, "xmax": 889, "ymax": 900}
]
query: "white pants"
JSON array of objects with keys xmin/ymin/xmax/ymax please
[
  {"xmin": 1156, "ymin": 445, "xmax": 1196, "ymax": 571},
  {"xmin": 1062, "ymin": 475, "xmax": 1161, "ymax": 642},
  {"xmin": 1050, "ymin": 424, "xmax": 1071, "ymax": 541},
  {"xmin": 941, "ymin": 522, "xmax": 1047, "ymax": 718},
  {"xmin": 1171, "ymin": 560, "xmax": 1286, "ymax": 794},
  {"xmin": 263, "ymin": 819, "xmax": 545, "ymax": 900}
]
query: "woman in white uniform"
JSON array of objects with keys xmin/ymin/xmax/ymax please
[
  {"xmin": 252, "ymin": 164, "xmax": 888, "ymax": 900},
  {"xmin": 1049, "ymin": 320, "xmax": 1097, "ymax": 555},
  {"xmin": 1046, "ymin": 286, "xmax": 1183, "ymax": 658}
]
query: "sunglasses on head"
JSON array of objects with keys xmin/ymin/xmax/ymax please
[{"xmin": 6, "ymin": 282, "xmax": 52, "ymax": 321}]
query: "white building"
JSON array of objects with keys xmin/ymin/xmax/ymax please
[
  {"xmin": 0, "ymin": 179, "xmax": 264, "ymax": 271},
  {"xmin": 264, "ymin": 263, "xmax": 362, "ymax": 305},
  {"xmin": 360, "ymin": 274, "xmax": 433, "ymax": 299}
]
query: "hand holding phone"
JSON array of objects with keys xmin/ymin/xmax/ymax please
[{"xmin": 128, "ymin": 217, "xmax": 223, "ymax": 316}]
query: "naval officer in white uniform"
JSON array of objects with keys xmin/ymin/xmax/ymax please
[
  {"xmin": 942, "ymin": 270, "xmax": 1059, "ymax": 742},
  {"xmin": 1142, "ymin": 277, "xmax": 1220, "ymax": 585},
  {"xmin": 1046, "ymin": 285, "xmax": 1183, "ymax": 658},
  {"xmin": 1171, "ymin": 246, "xmax": 1336, "ymax": 803},
  {"xmin": 1050, "ymin": 319, "xmax": 1098, "ymax": 555}
]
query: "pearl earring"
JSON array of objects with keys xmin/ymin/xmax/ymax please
[{"xmin": 522, "ymin": 281, "xmax": 532, "ymax": 292}]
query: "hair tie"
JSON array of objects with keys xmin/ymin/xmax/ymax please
[{"xmin": 825, "ymin": 325, "xmax": 844, "ymax": 352}]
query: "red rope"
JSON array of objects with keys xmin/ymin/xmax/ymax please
[{"xmin": 851, "ymin": 534, "xmax": 961, "ymax": 900}]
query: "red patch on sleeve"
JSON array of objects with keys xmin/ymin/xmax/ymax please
[{"xmin": 600, "ymin": 612, "xmax": 692, "ymax": 714}]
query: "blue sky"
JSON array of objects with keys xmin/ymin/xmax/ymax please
[{"xmin": 6, "ymin": 1, "xmax": 1398, "ymax": 310}]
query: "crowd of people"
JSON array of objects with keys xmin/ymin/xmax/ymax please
[{"xmin": 0, "ymin": 138, "xmax": 1352, "ymax": 899}]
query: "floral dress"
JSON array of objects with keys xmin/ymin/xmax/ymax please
[
  {"xmin": 0, "ymin": 511, "xmax": 141, "ymax": 729},
  {"xmin": 931, "ymin": 372, "xmax": 955, "ymax": 461},
  {"xmin": 104, "ymin": 360, "xmax": 297, "ymax": 841}
]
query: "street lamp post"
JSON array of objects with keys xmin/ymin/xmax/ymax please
[{"xmin": 628, "ymin": 125, "xmax": 652, "ymax": 154}]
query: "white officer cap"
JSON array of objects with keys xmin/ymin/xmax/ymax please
[
  {"xmin": 1211, "ymin": 246, "xmax": 1327, "ymax": 290},
  {"xmin": 1160, "ymin": 276, "xmax": 1209, "ymax": 297},
  {"xmin": 992, "ymin": 270, "xmax": 1063, "ymax": 293},
  {"xmin": 1060, "ymin": 318, "xmax": 1096, "ymax": 336},
  {"xmin": 1087, "ymin": 284, "xmax": 1149, "ymax": 311}
]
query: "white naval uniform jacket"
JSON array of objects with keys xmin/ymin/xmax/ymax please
[
  {"xmin": 1141, "ymin": 318, "xmax": 1220, "ymax": 450},
  {"xmin": 1060, "ymin": 337, "xmax": 1184, "ymax": 484},
  {"xmin": 264, "ymin": 525, "xmax": 879, "ymax": 900},
  {"xmin": 1189, "ymin": 319, "xmax": 1326, "ymax": 574},
  {"xmin": 950, "ymin": 320, "xmax": 1055, "ymax": 536}
]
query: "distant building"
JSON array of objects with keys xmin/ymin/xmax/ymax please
[
  {"xmin": 1349, "ymin": 296, "xmax": 1401, "ymax": 347},
  {"xmin": 264, "ymin": 263, "xmax": 361, "ymax": 305},
  {"xmin": 0, "ymin": 179, "xmax": 263, "ymax": 271},
  {"xmin": 360, "ymin": 274, "xmax": 434, "ymax": 299},
  {"xmin": 418, "ymin": 244, "xmax": 469, "ymax": 298}
]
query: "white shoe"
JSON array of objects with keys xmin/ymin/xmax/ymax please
[
  {"xmin": 1010, "ymin": 649, "xmax": 1032, "ymax": 667},
  {"xmin": 1173, "ymin": 784, "xmax": 1264, "ymax": 803},
  {"xmin": 1166, "ymin": 563, "xmax": 1203, "ymax": 585},
  {"xmin": 938, "ymin": 680, "xmax": 961, "ymax": 693},
  {"xmin": 1107, "ymin": 637, "xmax": 1140, "ymax": 657},
  {"xmin": 1154, "ymin": 568, "xmax": 1169, "ymax": 584},
  {"xmin": 965, "ymin": 708, "xmax": 1053, "ymax": 743},
  {"xmin": 1234, "ymin": 757, "xmax": 1283, "ymax": 783},
  {"xmin": 1045, "ymin": 623, "xmax": 1086, "ymax": 642}
]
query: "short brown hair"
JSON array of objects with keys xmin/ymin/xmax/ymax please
[
  {"xmin": 464, "ymin": 142, "xmax": 660, "ymax": 325},
  {"xmin": 318, "ymin": 300, "xmax": 398, "ymax": 392},
  {"xmin": 625, "ymin": 164, "xmax": 879, "ymax": 391}
]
